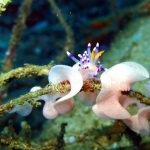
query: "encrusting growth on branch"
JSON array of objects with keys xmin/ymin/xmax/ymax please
[
  {"xmin": 0, "ymin": 64, "xmax": 51, "ymax": 86},
  {"xmin": 122, "ymin": 90, "xmax": 150, "ymax": 105},
  {"xmin": 0, "ymin": 77, "xmax": 149, "ymax": 116}
]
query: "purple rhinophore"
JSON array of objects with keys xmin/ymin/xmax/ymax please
[
  {"xmin": 96, "ymin": 62, "xmax": 100, "ymax": 67},
  {"xmin": 97, "ymin": 66, "xmax": 105, "ymax": 73},
  {"xmin": 67, "ymin": 51, "xmax": 79, "ymax": 63},
  {"xmin": 96, "ymin": 43, "xmax": 99, "ymax": 49},
  {"xmin": 100, "ymin": 67, "xmax": 105, "ymax": 72},
  {"xmin": 87, "ymin": 43, "xmax": 91, "ymax": 58},
  {"xmin": 67, "ymin": 43, "xmax": 105, "ymax": 78},
  {"xmin": 93, "ymin": 74, "xmax": 97, "ymax": 78},
  {"xmin": 95, "ymin": 43, "xmax": 99, "ymax": 53},
  {"xmin": 81, "ymin": 59, "xmax": 85, "ymax": 64},
  {"xmin": 97, "ymin": 68, "xmax": 101, "ymax": 73},
  {"xmin": 68, "ymin": 53, "xmax": 73, "ymax": 58},
  {"xmin": 78, "ymin": 54, "xmax": 82, "ymax": 59},
  {"xmin": 87, "ymin": 43, "xmax": 91, "ymax": 49}
]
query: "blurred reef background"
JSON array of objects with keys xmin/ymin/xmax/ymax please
[{"xmin": 0, "ymin": 0, "xmax": 150, "ymax": 149}]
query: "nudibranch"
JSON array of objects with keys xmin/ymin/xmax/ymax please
[
  {"xmin": 67, "ymin": 43, "xmax": 105, "ymax": 79},
  {"xmin": 66, "ymin": 43, "xmax": 105, "ymax": 105},
  {"xmin": 67, "ymin": 43, "xmax": 106, "ymax": 105},
  {"xmin": 92, "ymin": 61, "xmax": 149, "ymax": 119}
]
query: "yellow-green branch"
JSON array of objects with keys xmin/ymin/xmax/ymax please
[
  {"xmin": 0, "ymin": 79, "xmax": 150, "ymax": 116},
  {"xmin": 2, "ymin": 0, "xmax": 33, "ymax": 71},
  {"xmin": 0, "ymin": 64, "xmax": 51, "ymax": 86}
]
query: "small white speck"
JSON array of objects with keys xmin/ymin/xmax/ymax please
[
  {"xmin": 69, "ymin": 136, "xmax": 76, "ymax": 143},
  {"xmin": 5, "ymin": 51, "xmax": 10, "ymax": 56}
]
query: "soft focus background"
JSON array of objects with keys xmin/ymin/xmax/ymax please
[{"xmin": 0, "ymin": 0, "xmax": 150, "ymax": 149}]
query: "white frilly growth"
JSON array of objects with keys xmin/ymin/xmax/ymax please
[
  {"xmin": 9, "ymin": 102, "xmax": 33, "ymax": 117},
  {"xmin": 123, "ymin": 99, "xmax": 150, "ymax": 135},
  {"xmin": 9, "ymin": 86, "xmax": 42, "ymax": 116},
  {"xmin": 92, "ymin": 61, "xmax": 149, "ymax": 120},
  {"xmin": 54, "ymin": 98, "xmax": 75, "ymax": 114},
  {"xmin": 48, "ymin": 65, "xmax": 83, "ymax": 107},
  {"xmin": 43, "ymin": 99, "xmax": 58, "ymax": 119},
  {"xmin": 92, "ymin": 94, "xmax": 131, "ymax": 119},
  {"xmin": 30, "ymin": 86, "xmax": 42, "ymax": 92},
  {"xmin": 138, "ymin": 107, "xmax": 150, "ymax": 135},
  {"xmin": 100, "ymin": 61, "xmax": 149, "ymax": 91},
  {"xmin": 41, "ymin": 93, "xmax": 74, "ymax": 119}
]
